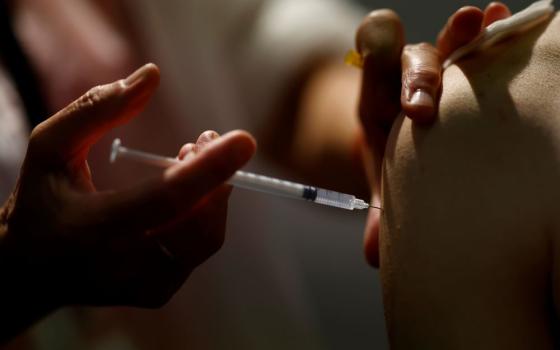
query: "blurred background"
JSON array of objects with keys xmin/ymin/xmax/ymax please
[{"xmin": 1, "ymin": 0, "xmax": 534, "ymax": 349}]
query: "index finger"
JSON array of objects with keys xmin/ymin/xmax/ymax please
[
  {"xmin": 437, "ymin": 6, "xmax": 484, "ymax": 59},
  {"xmin": 436, "ymin": 3, "xmax": 512, "ymax": 60},
  {"xmin": 401, "ymin": 43, "xmax": 442, "ymax": 124},
  {"xmin": 29, "ymin": 64, "xmax": 160, "ymax": 168}
]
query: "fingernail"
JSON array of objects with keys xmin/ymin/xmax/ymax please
[
  {"xmin": 196, "ymin": 131, "xmax": 220, "ymax": 153},
  {"xmin": 178, "ymin": 143, "xmax": 196, "ymax": 161},
  {"xmin": 200, "ymin": 130, "xmax": 220, "ymax": 143},
  {"xmin": 125, "ymin": 64, "xmax": 151, "ymax": 87},
  {"xmin": 409, "ymin": 90, "xmax": 434, "ymax": 109}
]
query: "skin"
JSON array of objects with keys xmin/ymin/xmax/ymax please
[
  {"xmin": 357, "ymin": 2, "xmax": 513, "ymax": 267},
  {"xmin": 0, "ymin": 64, "xmax": 256, "ymax": 342},
  {"xmin": 255, "ymin": 4, "xmax": 512, "ymax": 197},
  {"xmin": 376, "ymin": 9, "xmax": 560, "ymax": 350}
]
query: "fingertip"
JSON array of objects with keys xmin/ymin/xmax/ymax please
[
  {"xmin": 124, "ymin": 63, "xmax": 160, "ymax": 89},
  {"xmin": 222, "ymin": 130, "xmax": 257, "ymax": 151},
  {"xmin": 356, "ymin": 9, "xmax": 404, "ymax": 64},
  {"xmin": 220, "ymin": 130, "xmax": 257, "ymax": 164},
  {"xmin": 483, "ymin": 2, "xmax": 512, "ymax": 27},
  {"xmin": 402, "ymin": 101, "xmax": 437, "ymax": 125},
  {"xmin": 438, "ymin": 6, "xmax": 483, "ymax": 57},
  {"xmin": 451, "ymin": 6, "xmax": 484, "ymax": 39},
  {"xmin": 453, "ymin": 6, "xmax": 484, "ymax": 20},
  {"xmin": 402, "ymin": 84, "xmax": 438, "ymax": 125},
  {"xmin": 109, "ymin": 63, "xmax": 160, "ymax": 118}
]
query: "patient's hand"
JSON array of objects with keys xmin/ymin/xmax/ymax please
[{"xmin": 356, "ymin": 3, "xmax": 512, "ymax": 266}]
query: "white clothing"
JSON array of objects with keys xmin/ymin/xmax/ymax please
[{"xmin": 0, "ymin": 63, "xmax": 28, "ymax": 201}]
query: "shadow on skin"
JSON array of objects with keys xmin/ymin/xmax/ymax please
[{"xmin": 401, "ymin": 16, "xmax": 556, "ymax": 184}]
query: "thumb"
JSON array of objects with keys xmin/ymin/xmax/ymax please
[
  {"xmin": 356, "ymin": 9, "xmax": 404, "ymax": 144},
  {"xmin": 99, "ymin": 130, "xmax": 257, "ymax": 233},
  {"xmin": 28, "ymin": 63, "xmax": 160, "ymax": 167}
]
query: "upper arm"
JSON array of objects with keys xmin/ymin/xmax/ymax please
[{"xmin": 380, "ymin": 61, "xmax": 559, "ymax": 348}]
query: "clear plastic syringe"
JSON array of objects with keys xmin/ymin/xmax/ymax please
[{"xmin": 110, "ymin": 139, "xmax": 380, "ymax": 211}]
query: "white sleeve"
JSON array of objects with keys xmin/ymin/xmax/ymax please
[{"xmin": 236, "ymin": 0, "xmax": 365, "ymax": 131}]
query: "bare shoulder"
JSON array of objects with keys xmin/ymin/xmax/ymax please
[{"xmin": 380, "ymin": 13, "xmax": 560, "ymax": 349}]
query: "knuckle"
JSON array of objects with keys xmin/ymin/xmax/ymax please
[
  {"xmin": 402, "ymin": 43, "xmax": 441, "ymax": 90},
  {"xmin": 406, "ymin": 68, "xmax": 440, "ymax": 86},
  {"xmin": 28, "ymin": 124, "xmax": 45, "ymax": 151},
  {"xmin": 416, "ymin": 42, "xmax": 438, "ymax": 55},
  {"xmin": 403, "ymin": 42, "xmax": 438, "ymax": 56},
  {"xmin": 75, "ymin": 81, "xmax": 125, "ymax": 111},
  {"xmin": 81, "ymin": 86, "xmax": 105, "ymax": 108},
  {"xmin": 416, "ymin": 42, "xmax": 437, "ymax": 53},
  {"xmin": 356, "ymin": 9, "xmax": 403, "ymax": 60}
]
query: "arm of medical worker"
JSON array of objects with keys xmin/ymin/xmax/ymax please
[
  {"xmin": 0, "ymin": 63, "xmax": 256, "ymax": 343},
  {"xmin": 356, "ymin": 3, "xmax": 512, "ymax": 267}
]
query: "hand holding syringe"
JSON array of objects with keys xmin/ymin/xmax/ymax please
[{"xmin": 110, "ymin": 139, "xmax": 381, "ymax": 211}]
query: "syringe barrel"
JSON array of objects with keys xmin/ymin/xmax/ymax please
[
  {"xmin": 110, "ymin": 138, "xmax": 371, "ymax": 211},
  {"xmin": 229, "ymin": 171, "xmax": 305, "ymax": 199},
  {"xmin": 314, "ymin": 189, "xmax": 355, "ymax": 210},
  {"xmin": 230, "ymin": 171, "xmax": 357, "ymax": 210}
]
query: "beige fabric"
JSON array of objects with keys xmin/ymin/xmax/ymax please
[{"xmin": 126, "ymin": 0, "xmax": 362, "ymax": 136}]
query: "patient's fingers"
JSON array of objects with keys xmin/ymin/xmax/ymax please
[
  {"xmin": 482, "ymin": 2, "xmax": 512, "ymax": 28},
  {"xmin": 401, "ymin": 43, "xmax": 442, "ymax": 124},
  {"xmin": 355, "ymin": 9, "xmax": 404, "ymax": 267},
  {"xmin": 437, "ymin": 6, "xmax": 484, "ymax": 59},
  {"xmin": 437, "ymin": 3, "xmax": 512, "ymax": 59},
  {"xmin": 356, "ymin": 9, "xmax": 404, "ymax": 143},
  {"xmin": 177, "ymin": 130, "xmax": 220, "ymax": 160}
]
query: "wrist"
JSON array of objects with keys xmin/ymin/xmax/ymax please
[{"xmin": 0, "ymin": 197, "xmax": 60, "ymax": 342}]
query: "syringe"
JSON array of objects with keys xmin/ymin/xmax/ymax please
[{"xmin": 110, "ymin": 139, "xmax": 380, "ymax": 211}]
